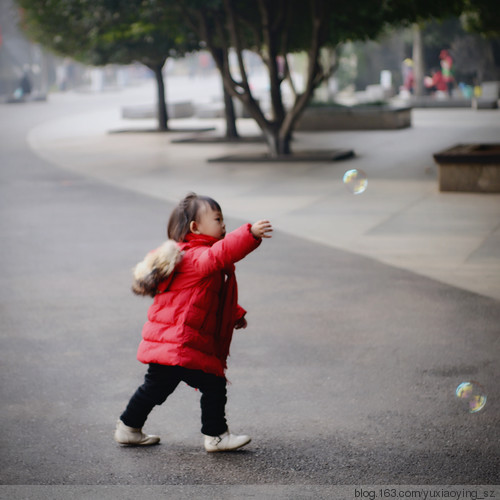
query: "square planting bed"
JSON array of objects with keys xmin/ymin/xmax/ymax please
[{"xmin": 433, "ymin": 144, "xmax": 500, "ymax": 192}]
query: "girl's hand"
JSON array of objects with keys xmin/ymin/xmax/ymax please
[
  {"xmin": 235, "ymin": 317, "xmax": 247, "ymax": 330},
  {"xmin": 251, "ymin": 220, "xmax": 273, "ymax": 239}
]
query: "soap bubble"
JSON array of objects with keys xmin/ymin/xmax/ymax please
[
  {"xmin": 343, "ymin": 169, "xmax": 368, "ymax": 195},
  {"xmin": 455, "ymin": 381, "xmax": 487, "ymax": 413}
]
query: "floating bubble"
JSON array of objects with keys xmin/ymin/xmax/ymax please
[
  {"xmin": 455, "ymin": 381, "xmax": 487, "ymax": 413},
  {"xmin": 343, "ymin": 169, "xmax": 368, "ymax": 195}
]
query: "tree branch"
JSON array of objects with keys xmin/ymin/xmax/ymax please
[
  {"xmin": 279, "ymin": 0, "xmax": 326, "ymax": 137},
  {"xmin": 283, "ymin": 54, "xmax": 297, "ymax": 98},
  {"xmin": 223, "ymin": 0, "xmax": 251, "ymax": 94},
  {"xmin": 257, "ymin": 0, "xmax": 285, "ymax": 122}
]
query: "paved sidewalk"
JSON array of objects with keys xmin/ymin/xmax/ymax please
[{"xmin": 27, "ymin": 84, "xmax": 500, "ymax": 301}]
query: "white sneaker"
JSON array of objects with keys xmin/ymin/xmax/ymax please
[
  {"xmin": 114, "ymin": 420, "xmax": 160, "ymax": 446},
  {"xmin": 203, "ymin": 430, "xmax": 251, "ymax": 452}
]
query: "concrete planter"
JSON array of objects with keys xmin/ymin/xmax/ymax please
[
  {"xmin": 121, "ymin": 101, "xmax": 194, "ymax": 119},
  {"xmin": 296, "ymin": 105, "xmax": 412, "ymax": 131},
  {"xmin": 433, "ymin": 144, "xmax": 500, "ymax": 193}
]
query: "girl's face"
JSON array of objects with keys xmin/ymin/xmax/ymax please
[{"xmin": 194, "ymin": 204, "xmax": 226, "ymax": 240}]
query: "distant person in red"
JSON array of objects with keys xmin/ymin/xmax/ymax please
[
  {"xmin": 402, "ymin": 58, "xmax": 414, "ymax": 94},
  {"xmin": 424, "ymin": 68, "xmax": 448, "ymax": 95},
  {"xmin": 439, "ymin": 49, "xmax": 454, "ymax": 96}
]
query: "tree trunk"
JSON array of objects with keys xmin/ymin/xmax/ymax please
[
  {"xmin": 222, "ymin": 79, "xmax": 239, "ymax": 139},
  {"xmin": 262, "ymin": 125, "xmax": 291, "ymax": 156},
  {"xmin": 191, "ymin": 1, "xmax": 331, "ymax": 159},
  {"xmin": 412, "ymin": 24, "xmax": 425, "ymax": 97},
  {"xmin": 150, "ymin": 61, "xmax": 168, "ymax": 131}
]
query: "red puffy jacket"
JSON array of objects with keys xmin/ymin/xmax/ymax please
[{"xmin": 133, "ymin": 224, "xmax": 261, "ymax": 377}]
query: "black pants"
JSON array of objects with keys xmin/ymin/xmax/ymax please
[{"xmin": 120, "ymin": 364, "xmax": 228, "ymax": 436}]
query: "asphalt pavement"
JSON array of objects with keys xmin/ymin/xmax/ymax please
[{"xmin": 1, "ymin": 84, "xmax": 499, "ymax": 499}]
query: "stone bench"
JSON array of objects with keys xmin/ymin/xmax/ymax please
[
  {"xmin": 295, "ymin": 105, "xmax": 411, "ymax": 130},
  {"xmin": 472, "ymin": 98, "xmax": 499, "ymax": 110},
  {"xmin": 433, "ymin": 144, "xmax": 500, "ymax": 193},
  {"xmin": 121, "ymin": 101, "xmax": 194, "ymax": 119}
]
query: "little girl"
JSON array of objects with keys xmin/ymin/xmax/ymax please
[{"xmin": 115, "ymin": 193, "xmax": 272, "ymax": 452}]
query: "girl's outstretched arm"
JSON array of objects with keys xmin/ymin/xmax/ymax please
[{"xmin": 193, "ymin": 223, "xmax": 269, "ymax": 275}]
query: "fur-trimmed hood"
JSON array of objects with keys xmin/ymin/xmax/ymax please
[{"xmin": 132, "ymin": 240, "xmax": 183, "ymax": 297}]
